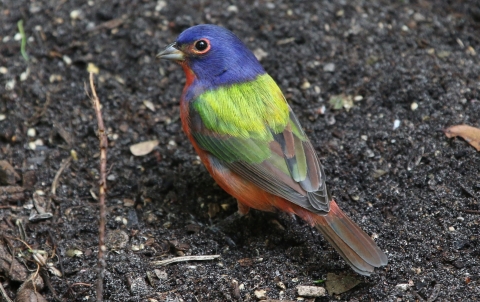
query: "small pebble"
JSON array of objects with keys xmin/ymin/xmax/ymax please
[
  {"xmin": 413, "ymin": 12, "xmax": 426, "ymax": 22},
  {"xmin": 0, "ymin": 67, "xmax": 7, "ymax": 74},
  {"xmin": 297, "ymin": 285, "xmax": 326, "ymax": 297},
  {"xmin": 253, "ymin": 48, "xmax": 268, "ymax": 61},
  {"xmin": 401, "ymin": 25, "xmax": 409, "ymax": 31},
  {"xmin": 395, "ymin": 283, "xmax": 410, "ymax": 291},
  {"xmin": 63, "ymin": 55, "xmax": 72, "ymax": 65},
  {"xmin": 254, "ymin": 289, "xmax": 267, "ymax": 300},
  {"xmin": 155, "ymin": 0, "xmax": 167, "ymax": 11},
  {"xmin": 0, "ymin": 114, "xmax": 6, "ymax": 121},
  {"xmin": 323, "ymin": 63, "xmax": 335, "ymax": 72},
  {"xmin": 448, "ymin": 226, "xmax": 455, "ymax": 232},
  {"xmin": 27, "ymin": 128, "xmax": 36, "ymax": 137},
  {"xmin": 354, "ymin": 95, "xmax": 363, "ymax": 101},
  {"xmin": 14, "ymin": 33, "xmax": 22, "ymax": 41},
  {"xmin": 393, "ymin": 119, "xmax": 401, "ymax": 130},
  {"xmin": 300, "ymin": 81, "xmax": 310, "ymax": 90},
  {"xmin": 5, "ymin": 79, "xmax": 16, "ymax": 90},
  {"xmin": 143, "ymin": 100, "xmax": 156, "ymax": 112},
  {"xmin": 457, "ymin": 216, "xmax": 464, "ymax": 222},
  {"xmin": 20, "ymin": 69, "xmax": 30, "ymax": 81},
  {"xmin": 411, "ymin": 102, "xmax": 418, "ymax": 111},
  {"xmin": 361, "ymin": 135, "xmax": 368, "ymax": 141},
  {"xmin": 227, "ymin": 5, "xmax": 238, "ymax": 13},
  {"xmin": 70, "ymin": 9, "xmax": 83, "ymax": 20}
]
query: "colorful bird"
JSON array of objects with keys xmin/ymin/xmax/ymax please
[{"xmin": 158, "ymin": 24, "xmax": 387, "ymax": 275}]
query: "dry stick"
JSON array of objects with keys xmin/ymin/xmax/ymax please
[
  {"xmin": 152, "ymin": 255, "xmax": 221, "ymax": 266},
  {"xmin": 51, "ymin": 156, "xmax": 72, "ymax": 195},
  {"xmin": 88, "ymin": 73, "xmax": 108, "ymax": 302},
  {"xmin": 0, "ymin": 280, "xmax": 13, "ymax": 302}
]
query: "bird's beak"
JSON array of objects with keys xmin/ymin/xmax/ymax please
[{"xmin": 156, "ymin": 43, "xmax": 184, "ymax": 61}]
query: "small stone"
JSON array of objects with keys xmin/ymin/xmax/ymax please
[
  {"xmin": 0, "ymin": 67, "xmax": 7, "ymax": 74},
  {"xmin": 401, "ymin": 25, "xmax": 409, "ymax": 31},
  {"xmin": 63, "ymin": 55, "xmax": 72, "ymax": 65},
  {"xmin": 457, "ymin": 216, "xmax": 464, "ymax": 222},
  {"xmin": 130, "ymin": 277, "xmax": 148, "ymax": 296},
  {"xmin": 323, "ymin": 63, "xmax": 335, "ymax": 72},
  {"xmin": 28, "ymin": 141, "xmax": 37, "ymax": 150},
  {"xmin": 29, "ymin": 3, "xmax": 42, "ymax": 14},
  {"xmin": 254, "ymin": 289, "xmax": 267, "ymax": 300},
  {"xmin": 395, "ymin": 283, "xmax": 410, "ymax": 291},
  {"xmin": 393, "ymin": 119, "xmax": 401, "ymax": 130},
  {"xmin": 155, "ymin": 0, "xmax": 167, "ymax": 11},
  {"xmin": 70, "ymin": 9, "xmax": 83, "ymax": 20},
  {"xmin": 300, "ymin": 81, "xmax": 311, "ymax": 90},
  {"xmin": 34, "ymin": 139, "xmax": 44, "ymax": 146},
  {"xmin": 27, "ymin": 128, "xmax": 36, "ymax": 137},
  {"xmin": 49, "ymin": 74, "xmax": 62, "ymax": 83},
  {"xmin": 466, "ymin": 46, "xmax": 476, "ymax": 56},
  {"xmin": 361, "ymin": 135, "xmax": 368, "ymax": 141},
  {"xmin": 448, "ymin": 226, "xmax": 455, "ymax": 232},
  {"xmin": 354, "ymin": 95, "xmax": 363, "ymax": 101},
  {"xmin": 227, "ymin": 5, "xmax": 238, "ymax": 13},
  {"xmin": 276, "ymin": 281, "xmax": 286, "ymax": 290},
  {"xmin": 411, "ymin": 102, "xmax": 418, "ymax": 111},
  {"xmin": 154, "ymin": 269, "xmax": 168, "ymax": 280},
  {"xmin": 5, "ymin": 79, "xmax": 16, "ymax": 90},
  {"xmin": 0, "ymin": 114, "xmax": 5, "ymax": 121},
  {"xmin": 20, "ymin": 68, "xmax": 30, "ymax": 81},
  {"xmin": 413, "ymin": 13, "xmax": 426, "ymax": 22},
  {"xmin": 253, "ymin": 48, "xmax": 268, "ymax": 61},
  {"xmin": 14, "ymin": 33, "xmax": 22, "ymax": 41},
  {"xmin": 297, "ymin": 285, "xmax": 326, "ymax": 297},
  {"xmin": 143, "ymin": 100, "xmax": 156, "ymax": 112}
]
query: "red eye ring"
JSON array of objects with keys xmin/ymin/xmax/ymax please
[{"xmin": 192, "ymin": 38, "xmax": 211, "ymax": 54}]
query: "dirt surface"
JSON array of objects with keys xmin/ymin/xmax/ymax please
[{"xmin": 1, "ymin": 0, "xmax": 480, "ymax": 301}]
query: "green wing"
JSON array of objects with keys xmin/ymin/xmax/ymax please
[{"xmin": 190, "ymin": 75, "xmax": 330, "ymax": 213}]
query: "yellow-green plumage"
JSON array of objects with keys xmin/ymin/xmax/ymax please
[{"xmin": 193, "ymin": 74, "xmax": 289, "ymax": 140}]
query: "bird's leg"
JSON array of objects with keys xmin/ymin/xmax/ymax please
[{"xmin": 207, "ymin": 200, "xmax": 250, "ymax": 246}]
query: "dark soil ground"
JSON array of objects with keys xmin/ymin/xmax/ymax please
[{"xmin": 1, "ymin": 0, "xmax": 480, "ymax": 301}]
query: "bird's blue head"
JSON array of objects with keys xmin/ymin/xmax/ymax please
[{"xmin": 158, "ymin": 24, "xmax": 265, "ymax": 92}]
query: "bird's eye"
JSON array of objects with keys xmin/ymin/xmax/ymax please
[{"xmin": 193, "ymin": 39, "xmax": 210, "ymax": 54}]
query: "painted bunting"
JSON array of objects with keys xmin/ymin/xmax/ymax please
[{"xmin": 158, "ymin": 24, "xmax": 387, "ymax": 275}]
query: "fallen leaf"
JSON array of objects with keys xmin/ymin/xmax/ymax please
[
  {"xmin": 130, "ymin": 140, "xmax": 159, "ymax": 156},
  {"xmin": 444, "ymin": 124, "xmax": 480, "ymax": 151},
  {"xmin": 325, "ymin": 272, "xmax": 361, "ymax": 295}
]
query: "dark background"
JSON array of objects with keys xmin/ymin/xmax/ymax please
[{"xmin": 1, "ymin": 0, "xmax": 479, "ymax": 301}]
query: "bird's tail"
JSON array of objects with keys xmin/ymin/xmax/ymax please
[{"xmin": 313, "ymin": 200, "xmax": 388, "ymax": 276}]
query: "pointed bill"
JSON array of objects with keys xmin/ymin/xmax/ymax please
[{"xmin": 156, "ymin": 43, "xmax": 184, "ymax": 61}]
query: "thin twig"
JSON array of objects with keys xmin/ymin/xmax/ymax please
[
  {"xmin": 152, "ymin": 255, "xmax": 221, "ymax": 266},
  {"xmin": 462, "ymin": 209, "xmax": 480, "ymax": 215},
  {"xmin": 0, "ymin": 280, "xmax": 13, "ymax": 302},
  {"xmin": 51, "ymin": 156, "xmax": 72, "ymax": 196},
  {"xmin": 88, "ymin": 73, "xmax": 108, "ymax": 302}
]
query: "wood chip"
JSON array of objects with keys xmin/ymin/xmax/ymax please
[
  {"xmin": 0, "ymin": 160, "xmax": 20, "ymax": 185},
  {"xmin": 444, "ymin": 124, "xmax": 480, "ymax": 151},
  {"xmin": 152, "ymin": 255, "xmax": 220, "ymax": 266},
  {"xmin": 130, "ymin": 140, "xmax": 159, "ymax": 156}
]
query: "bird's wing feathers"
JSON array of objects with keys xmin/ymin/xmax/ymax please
[{"xmin": 189, "ymin": 75, "xmax": 330, "ymax": 213}]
